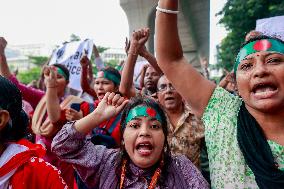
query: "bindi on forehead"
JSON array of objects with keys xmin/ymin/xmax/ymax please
[{"xmin": 245, "ymin": 51, "xmax": 273, "ymax": 59}]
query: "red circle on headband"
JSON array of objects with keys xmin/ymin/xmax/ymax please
[
  {"xmin": 146, "ymin": 108, "xmax": 156, "ymax": 117},
  {"xmin": 253, "ymin": 40, "xmax": 272, "ymax": 51}
]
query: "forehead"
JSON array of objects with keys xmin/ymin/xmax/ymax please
[
  {"xmin": 157, "ymin": 75, "xmax": 170, "ymax": 86},
  {"xmin": 243, "ymin": 51, "xmax": 284, "ymax": 60},
  {"xmin": 95, "ymin": 72, "xmax": 111, "ymax": 82},
  {"xmin": 129, "ymin": 116, "xmax": 160, "ymax": 122},
  {"xmin": 146, "ymin": 66, "xmax": 158, "ymax": 74}
]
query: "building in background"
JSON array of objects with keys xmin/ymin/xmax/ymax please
[
  {"xmin": 101, "ymin": 48, "xmax": 126, "ymax": 63},
  {"xmin": 6, "ymin": 44, "xmax": 55, "ymax": 72}
]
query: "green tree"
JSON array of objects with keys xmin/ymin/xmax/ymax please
[
  {"xmin": 28, "ymin": 56, "xmax": 49, "ymax": 66},
  {"xmin": 70, "ymin": 34, "xmax": 81, "ymax": 42},
  {"xmin": 17, "ymin": 67, "xmax": 41, "ymax": 84},
  {"xmin": 217, "ymin": 0, "xmax": 284, "ymax": 71}
]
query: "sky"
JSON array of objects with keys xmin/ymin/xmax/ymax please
[
  {"xmin": 209, "ymin": 0, "xmax": 228, "ymax": 64},
  {"xmin": 0, "ymin": 0, "xmax": 227, "ymax": 63},
  {"xmin": 0, "ymin": 0, "xmax": 129, "ymax": 48}
]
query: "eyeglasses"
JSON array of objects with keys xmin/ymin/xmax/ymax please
[{"xmin": 157, "ymin": 84, "xmax": 175, "ymax": 92}]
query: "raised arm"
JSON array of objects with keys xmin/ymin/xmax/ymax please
[
  {"xmin": 74, "ymin": 92, "xmax": 128, "ymax": 134},
  {"xmin": 0, "ymin": 37, "xmax": 44, "ymax": 108},
  {"xmin": 139, "ymin": 64, "xmax": 149, "ymax": 90},
  {"xmin": 155, "ymin": 0, "xmax": 215, "ymax": 117},
  {"xmin": 139, "ymin": 43, "xmax": 162, "ymax": 75},
  {"xmin": 119, "ymin": 28, "xmax": 151, "ymax": 98},
  {"xmin": 93, "ymin": 44, "xmax": 105, "ymax": 71},
  {"xmin": 44, "ymin": 66, "xmax": 62, "ymax": 123},
  {"xmin": 0, "ymin": 37, "xmax": 12, "ymax": 78},
  {"xmin": 80, "ymin": 55, "xmax": 97, "ymax": 98}
]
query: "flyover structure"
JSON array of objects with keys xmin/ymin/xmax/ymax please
[{"xmin": 120, "ymin": 0, "xmax": 209, "ymax": 68}]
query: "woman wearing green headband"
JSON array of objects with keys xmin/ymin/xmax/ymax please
[
  {"xmin": 66, "ymin": 57, "xmax": 123, "ymax": 146},
  {"xmin": 79, "ymin": 55, "xmax": 121, "ymax": 101},
  {"xmin": 52, "ymin": 94, "xmax": 208, "ymax": 188},
  {"xmin": 155, "ymin": 0, "xmax": 284, "ymax": 188}
]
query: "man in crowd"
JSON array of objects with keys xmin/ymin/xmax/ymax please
[{"xmin": 157, "ymin": 75, "xmax": 205, "ymax": 168}]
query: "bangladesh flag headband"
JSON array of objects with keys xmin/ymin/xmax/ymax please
[
  {"xmin": 125, "ymin": 106, "xmax": 163, "ymax": 125},
  {"xmin": 234, "ymin": 38, "xmax": 284, "ymax": 74},
  {"xmin": 56, "ymin": 67, "xmax": 68, "ymax": 81},
  {"xmin": 100, "ymin": 70, "xmax": 121, "ymax": 86}
]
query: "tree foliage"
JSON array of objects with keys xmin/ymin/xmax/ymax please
[
  {"xmin": 17, "ymin": 67, "xmax": 41, "ymax": 84},
  {"xmin": 70, "ymin": 34, "xmax": 81, "ymax": 42},
  {"xmin": 28, "ymin": 56, "xmax": 49, "ymax": 66},
  {"xmin": 217, "ymin": 0, "xmax": 284, "ymax": 71}
]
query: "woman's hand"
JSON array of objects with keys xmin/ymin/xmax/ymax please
[
  {"xmin": 44, "ymin": 66, "xmax": 58, "ymax": 88},
  {"xmin": 94, "ymin": 92, "xmax": 128, "ymax": 122},
  {"xmin": 80, "ymin": 55, "xmax": 91, "ymax": 68},
  {"xmin": 74, "ymin": 92, "xmax": 128, "ymax": 134},
  {"xmin": 128, "ymin": 28, "xmax": 150, "ymax": 55},
  {"xmin": 65, "ymin": 108, "xmax": 83, "ymax": 121}
]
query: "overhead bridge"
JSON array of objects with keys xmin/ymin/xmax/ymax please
[{"xmin": 120, "ymin": 0, "xmax": 209, "ymax": 68}]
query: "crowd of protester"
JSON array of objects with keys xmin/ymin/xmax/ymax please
[{"xmin": 0, "ymin": 0, "xmax": 283, "ymax": 188}]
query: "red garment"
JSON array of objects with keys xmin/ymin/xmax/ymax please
[
  {"xmin": 0, "ymin": 139, "xmax": 68, "ymax": 189},
  {"xmin": 80, "ymin": 100, "xmax": 121, "ymax": 145}
]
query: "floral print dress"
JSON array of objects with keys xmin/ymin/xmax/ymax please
[{"xmin": 202, "ymin": 87, "xmax": 284, "ymax": 189}]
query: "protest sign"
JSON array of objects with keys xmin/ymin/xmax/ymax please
[
  {"xmin": 49, "ymin": 39, "xmax": 93, "ymax": 91},
  {"xmin": 256, "ymin": 15, "xmax": 284, "ymax": 41},
  {"xmin": 133, "ymin": 60, "xmax": 148, "ymax": 88}
]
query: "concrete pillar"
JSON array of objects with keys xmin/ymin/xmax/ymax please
[{"xmin": 120, "ymin": 0, "xmax": 209, "ymax": 69}]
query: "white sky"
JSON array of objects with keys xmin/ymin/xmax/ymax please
[
  {"xmin": 0, "ymin": 0, "xmax": 129, "ymax": 48},
  {"xmin": 0, "ymin": 0, "xmax": 227, "ymax": 63},
  {"xmin": 210, "ymin": 0, "xmax": 228, "ymax": 64}
]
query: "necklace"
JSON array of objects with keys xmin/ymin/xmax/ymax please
[{"xmin": 119, "ymin": 158, "xmax": 164, "ymax": 189}]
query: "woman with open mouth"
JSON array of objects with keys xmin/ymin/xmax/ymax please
[
  {"xmin": 155, "ymin": 0, "xmax": 284, "ymax": 188},
  {"xmin": 52, "ymin": 93, "xmax": 209, "ymax": 188},
  {"xmin": 64, "ymin": 57, "xmax": 123, "ymax": 148}
]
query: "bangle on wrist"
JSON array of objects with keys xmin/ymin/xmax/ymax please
[{"xmin": 156, "ymin": 6, "xmax": 179, "ymax": 14}]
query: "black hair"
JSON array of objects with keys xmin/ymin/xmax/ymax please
[
  {"xmin": 240, "ymin": 35, "xmax": 284, "ymax": 49},
  {"xmin": 115, "ymin": 96, "xmax": 171, "ymax": 187},
  {"xmin": 100, "ymin": 66, "xmax": 121, "ymax": 87},
  {"xmin": 0, "ymin": 76, "xmax": 28, "ymax": 143},
  {"xmin": 53, "ymin": 63, "xmax": 70, "ymax": 81}
]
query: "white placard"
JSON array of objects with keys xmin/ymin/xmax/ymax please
[
  {"xmin": 133, "ymin": 60, "xmax": 148, "ymax": 88},
  {"xmin": 49, "ymin": 39, "xmax": 93, "ymax": 91},
  {"xmin": 256, "ymin": 15, "xmax": 284, "ymax": 41}
]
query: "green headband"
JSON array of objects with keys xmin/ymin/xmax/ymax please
[
  {"xmin": 102, "ymin": 70, "xmax": 120, "ymax": 86},
  {"xmin": 234, "ymin": 39, "xmax": 284, "ymax": 74},
  {"xmin": 125, "ymin": 106, "xmax": 163, "ymax": 125},
  {"xmin": 56, "ymin": 67, "xmax": 68, "ymax": 81}
]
